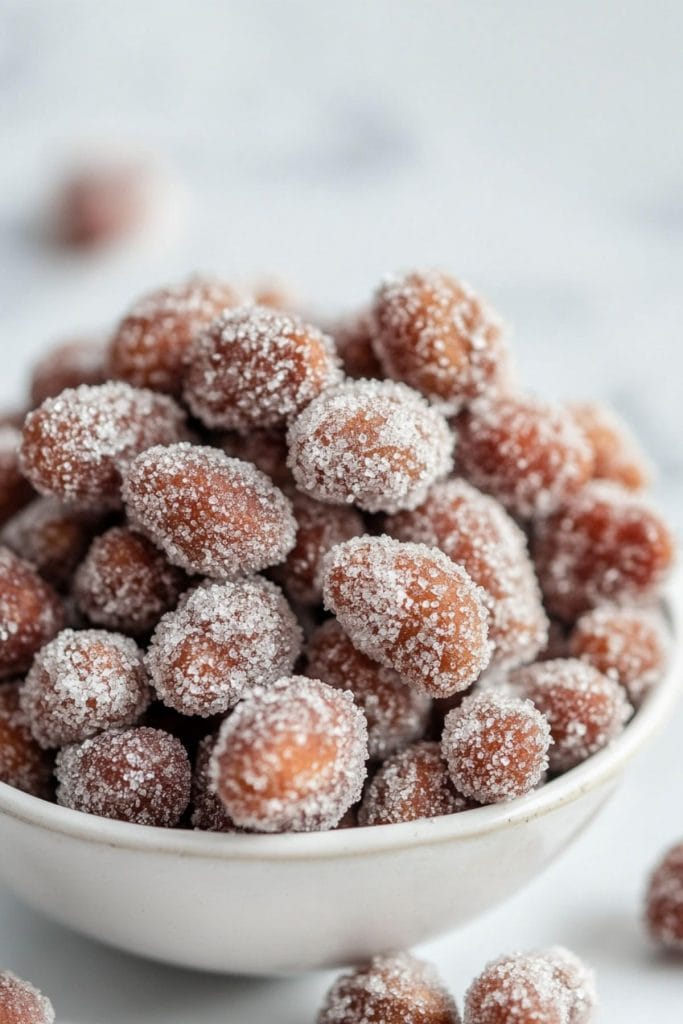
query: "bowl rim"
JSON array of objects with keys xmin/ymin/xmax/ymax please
[{"xmin": 1, "ymin": 575, "xmax": 681, "ymax": 862}]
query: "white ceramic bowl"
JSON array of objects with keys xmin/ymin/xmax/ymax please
[{"xmin": 0, "ymin": 579, "xmax": 681, "ymax": 976}]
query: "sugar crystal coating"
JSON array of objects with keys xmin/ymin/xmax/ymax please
[
  {"xmin": 109, "ymin": 278, "xmax": 240, "ymax": 395},
  {"xmin": 30, "ymin": 336, "xmax": 106, "ymax": 407},
  {"xmin": 20, "ymin": 382, "xmax": 187, "ymax": 510},
  {"xmin": 191, "ymin": 733, "xmax": 241, "ymax": 832},
  {"xmin": 509, "ymin": 658, "xmax": 632, "ymax": 773},
  {"xmin": 533, "ymin": 482, "xmax": 675, "ymax": 621},
  {"xmin": 272, "ymin": 490, "xmax": 365, "ymax": 605},
  {"xmin": 184, "ymin": 305, "xmax": 342, "ymax": 431},
  {"xmin": 359, "ymin": 741, "xmax": 471, "ymax": 826},
  {"xmin": 0, "ymin": 268, "xmax": 675, "ymax": 850},
  {"xmin": 122, "ymin": 443, "xmax": 297, "ymax": 577},
  {"xmin": 210, "ymin": 676, "xmax": 368, "ymax": 832},
  {"xmin": 457, "ymin": 395, "xmax": 594, "ymax": 519},
  {"xmin": 463, "ymin": 948, "xmax": 592, "ymax": 1024},
  {"xmin": 373, "ymin": 269, "xmax": 506, "ymax": 414},
  {"xmin": 429, "ymin": 690, "xmax": 475, "ymax": 737},
  {"xmin": 220, "ymin": 428, "xmax": 292, "ymax": 487},
  {"xmin": 318, "ymin": 951, "xmax": 461, "ymax": 1024},
  {"xmin": 442, "ymin": 691, "xmax": 551, "ymax": 803},
  {"xmin": 0, "ymin": 683, "xmax": 54, "ymax": 798},
  {"xmin": 568, "ymin": 401, "xmax": 652, "ymax": 491},
  {"xmin": 0, "ymin": 426, "xmax": 34, "ymax": 528},
  {"xmin": 645, "ymin": 841, "xmax": 683, "ymax": 951},
  {"xmin": 0, "ymin": 546, "xmax": 64, "ymax": 679},
  {"xmin": 306, "ymin": 619, "xmax": 431, "ymax": 759},
  {"xmin": 386, "ymin": 479, "xmax": 548, "ymax": 668},
  {"xmin": 147, "ymin": 577, "xmax": 302, "ymax": 716},
  {"xmin": 74, "ymin": 526, "xmax": 187, "ymax": 634},
  {"xmin": 0, "ymin": 970, "xmax": 55, "ymax": 1024},
  {"xmin": 569, "ymin": 606, "xmax": 669, "ymax": 706},
  {"xmin": 322, "ymin": 535, "xmax": 491, "ymax": 698},
  {"xmin": 21, "ymin": 628, "xmax": 151, "ymax": 749},
  {"xmin": 542, "ymin": 947, "xmax": 598, "ymax": 1024},
  {"xmin": 55, "ymin": 726, "xmax": 191, "ymax": 826},
  {"xmin": 287, "ymin": 379, "xmax": 454, "ymax": 514},
  {"xmin": 2, "ymin": 497, "xmax": 102, "ymax": 589},
  {"xmin": 328, "ymin": 307, "xmax": 384, "ymax": 379}
]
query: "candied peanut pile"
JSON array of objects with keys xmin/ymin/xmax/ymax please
[{"xmin": 0, "ymin": 267, "xmax": 674, "ymax": 836}]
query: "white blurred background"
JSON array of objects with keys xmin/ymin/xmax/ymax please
[{"xmin": 0, "ymin": 2, "xmax": 681, "ymax": 1021}]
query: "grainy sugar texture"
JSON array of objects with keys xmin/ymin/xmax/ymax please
[
  {"xmin": 0, "ymin": 261, "xmax": 676, "ymax": 868},
  {"xmin": 373, "ymin": 268, "xmax": 506, "ymax": 414},
  {"xmin": 358, "ymin": 741, "xmax": 471, "ymax": 826},
  {"xmin": 0, "ymin": 545, "xmax": 64, "ymax": 679},
  {"xmin": 322, "ymin": 535, "xmax": 491, "ymax": 697},
  {"xmin": 442, "ymin": 692, "xmax": 551, "ymax": 803},
  {"xmin": 73, "ymin": 526, "xmax": 186, "ymax": 634},
  {"xmin": 21, "ymin": 628, "xmax": 151, "ymax": 749},
  {"xmin": 318, "ymin": 951, "xmax": 461, "ymax": 1024},
  {"xmin": 533, "ymin": 481, "xmax": 675, "ymax": 620},
  {"xmin": 509, "ymin": 658, "xmax": 632, "ymax": 773},
  {"xmin": 210, "ymin": 676, "xmax": 368, "ymax": 833},
  {"xmin": 272, "ymin": 489, "xmax": 365, "ymax": 605},
  {"xmin": 122, "ymin": 442, "xmax": 297, "ymax": 577},
  {"xmin": 147, "ymin": 577, "xmax": 302, "ymax": 716},
  {"xmin": 184, "ymin": 304, "xmax": 342, "ymax": 430},
  {"xmin": 458, "ymin": 394, "xmax": 594, "ymax": 519},
  {"xmin": 109, "ymin": 277, "xmax": 240, "ymax": 395},
  {"xmin": 569, "ymin": 605, "xmax": 669, "ymax": 706},
  {"xmin": 0, "ymin": 970, "xmax": 55, "ymax": 1024},
  {"xmin": 1, "ymin": 496, "xmax": 100, "ymax": 589},
  {"xmin": 463, "ymin": 949, "xmax": 592, "ymax": 1024},
  {"xmin": 19, "ymin": 381, "xmax": 187, "ymax": 510},
  {"xmin": 287, "ymin": 379, "xmax": 454, "ymax": 513},
  {"xmin": 0, "ymin": 683, "xmax": 54, "ymax": 798},
  {"xmin": 305, "ymin": 618, "xmax": 431, "ymax": 760},
  {"xmin": 542, "ymin": 946, "xmax": 598, "ymax": 1024},
  {"xmin": 385, "ymin": 478, "xmax": 548, "ymax": 668},
  {"xmin": 55, "ymin": 726, "xmax": 191, "ymax": 827}
]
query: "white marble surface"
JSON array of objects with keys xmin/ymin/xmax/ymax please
[{"xmin": 0, "ymin": 2, "xmax": 682, "ymax": 1019}]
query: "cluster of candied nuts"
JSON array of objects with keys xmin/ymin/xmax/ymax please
[
  {"xmin": 0, "ymin": 266, "xmax": 675, "ymax": 837},
  {"xmin": 317, "ymin": 945, "xmax": 597, "ymax": 1023}
]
